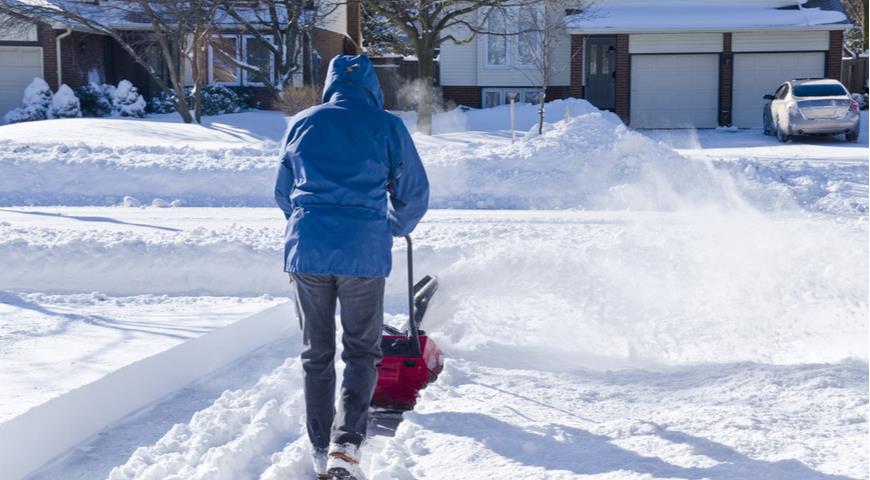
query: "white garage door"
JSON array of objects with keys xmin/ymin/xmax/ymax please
[
  {"xmin": 630, "ymin": 54, "xmax": 719, "ymax": 128},
  {"xmin": 0, "ymin": 46, "xmax": 43, "ymax": 118},
  {"xmin": 732, "ymin": 52, "xmax": 825, "ymax": 128}
]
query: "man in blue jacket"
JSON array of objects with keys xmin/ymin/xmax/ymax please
[{"xmin": 274, "ymin": 55, "xmax": 429, "ymax": 480}]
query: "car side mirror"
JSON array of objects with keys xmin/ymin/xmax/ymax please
[{"xmin": 763, "ymin": 94, "xmax": 775, "ymax": 100}]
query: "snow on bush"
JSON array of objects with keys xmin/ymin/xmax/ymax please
[
  {"xmin": 50, "ymin": 84, "xmax": 82, "ymax": 119},
  {"xmin": 112, "ymin": 80, "xmax": 146, "ymax": 118},
  {"xmin": 196, "ymin": 84, "xmax": 247, "ymax": 116},
  {"xmin": 148, "ymin": 85, "xmax": 251, "ymax": 116},
  {"xmin": 148, "ymin": 90, "xmax": 177, "ymax": 114},
  {"xmin": 2, "ymin": 77, "xmax": 53, "ymax": 124},
  {"xmin": 75, "ymin": 83, "xmax": 114, "ymax": 117},
  {"xmin": 23, "ymin": 77, "xmax": 53, "ymax": 112}
]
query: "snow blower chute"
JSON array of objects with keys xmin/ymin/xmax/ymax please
[{"xmin": 371, "ymin": 235, "xmax": 443, "ymax": 411}]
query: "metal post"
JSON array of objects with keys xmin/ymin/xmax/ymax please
[{"xmin": 510, "ymin": 93, "xmax": 517, "ymax": 143}]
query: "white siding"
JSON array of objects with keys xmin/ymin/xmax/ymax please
[
  {"xmin": 439, "ymin": 26, "xmax": 478, "ymax": 85},
  {"xmin": 732, "ymin": 31, "xmax": 829, "ymax": 52},
  {"xmin": 439, "ymin": 11, "xmax": 570, "ymax": 87},
  {"xmin": 320, "ymin": 4, "xmax": 347, "ymax": 35},
  {"xmin": 0, "ymin": 15, "xmax": 37, "ymax": 42},
  {"xmin": 629, "ymin": 33, "xmax": 723, "ymax": 54}
]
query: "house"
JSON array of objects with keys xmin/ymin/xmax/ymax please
[
  {"xmin": 0, "ymin": 1, "xmax": 362, "ymax": 115},
  {"xmin": 439, "ymin": 0, "xmax": 852, "ymax": 128}
]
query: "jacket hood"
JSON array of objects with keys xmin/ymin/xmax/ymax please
[{"xmin": 321, "ymin": 55, "xmax": 385, "ymax": 110}]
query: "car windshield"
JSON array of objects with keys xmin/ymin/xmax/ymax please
[{"xmin": 792, "ymin": 84, "xmax": 847, "ymax": 97}]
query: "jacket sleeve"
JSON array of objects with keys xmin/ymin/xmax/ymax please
[
  {"xmin": 387, "ymin": 118, "xmax": 429, "ymax": 236},
  {"xmin": 274, "ymin": 144, "xmax": 295, "ymax": 220}
]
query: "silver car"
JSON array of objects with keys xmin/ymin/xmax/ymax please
[{"xmin": 763, "ymin": 79, "xmax": 861, "ymax": 143}]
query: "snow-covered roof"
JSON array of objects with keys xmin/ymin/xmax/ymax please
[
  {"xmin": 4, "ymin": 0, "xmax": 306, "ymax": 31},
  {"xmin": 567, "ymin": 0, "xmax": 851, "ymax": 33}
]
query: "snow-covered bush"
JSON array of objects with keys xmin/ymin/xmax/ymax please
[
  {"xmin": 148, "ymin": 90, "xmax": 177, "ymax": 114},
  {"xmin": 2, "ymin": 77, "xmax": 53, "ymax": 124},
  {"xmin": 148, "ymin": 85, "xmax": 251, "ymax": 116},
  {"xmin": 196, "ymin": 84, "xmax": 245, "ymax": 116},
  {"xmin": 50, "ymin": 84, "xmax": 82, "ymax": 118},
  {"xmin": 851, "ymin": 92, "xmax": 868, "ymax": 110},
  {"xmin": 23, "ymin": 77, "xmax": 53, "ymax": 113},
  {"xmin": 112, "ymin": 80, "xmax": 146, "ymax": 118},
  {"xmin": 75, "ymin": 83, "xmax": 113, "ymax": 117}
]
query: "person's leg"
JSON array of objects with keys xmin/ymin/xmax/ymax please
[
  {"xmin": 290, "ymin": 273, "xmax": 338, "ymax": 451},
  {"xmin": 332, "ymin": 275, "xmax": 385, "ymax": 447}
]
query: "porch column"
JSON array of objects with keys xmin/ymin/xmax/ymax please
[
  {"xmin": 825, "ymin": 30, "xmax": 843, "ymax": 80},
  {"xmin": 719, "ymin": 33, "xmax": 733, "ymax": 127},
  {"xmin": 569, "ymin": 35, "xmax": 585, "ymax": 98},
  {"xmin": 614, "ymin": 34, "xmax": 630, "ymax": 124}
]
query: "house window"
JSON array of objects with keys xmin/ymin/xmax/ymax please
[
  {"xmin": 482, "ymin": 88, "xmax": 541, "ymax": 108},
  {"xmin": 210, "ymin": 35, "xmax": 241, "ymax": 85},
  {"xmin": 486, "ymin": 9, "xmax": 507, "ymax": 66},
  {"xmin": 517, "ymin": 7, "xmax": 538, "ymax": 65},
  {"xmin": 242, "ymin": 36, "xmax": 274, "ymax": 86}
]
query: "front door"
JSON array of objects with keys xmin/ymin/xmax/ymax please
[{"xmin": 585, "ymin": 36, "xmax": 616, "ymax": 110}]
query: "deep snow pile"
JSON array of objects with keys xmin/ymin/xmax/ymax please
[
  {"xmin": 0, "ymin": 100, "xmax": 861, "ymax": 214},
  {"xmin": 419, "ymin": 110, "xmax": 766, "ymax": 210}
]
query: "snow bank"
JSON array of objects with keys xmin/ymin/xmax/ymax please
[
  {"xmin": 0, "ymin": 222, "xmax": 284, "ymax": 296},
  {"xmin": 0, "ymin": 100, "xmax": 861, "ymax": 214},
  {"xmin": 397, "ymin": 98, "xmax": 600, "ymax": 134},
  {"xmin": 0, "ymin": 303, "xmax": 294, "ymax": 480},
  {"xmin": 420, "ymin": 109, "xmax": 765, "ymax": 210}
]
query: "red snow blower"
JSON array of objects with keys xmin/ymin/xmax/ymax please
[{"xmin": 371, "ymin": 235, "xmax": 443, "ymax": 411}]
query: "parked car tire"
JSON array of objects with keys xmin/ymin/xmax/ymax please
[
  {"xmin": 762, "ymin": 106, "xmax": 775, "ymax": 136},
  {"xmin": 845, "ymin": 131, "xmax": 859, "ymax": 143},
  {"xmin": 776, "ymin": 120, "xmax": 790, "ymax": 143}
]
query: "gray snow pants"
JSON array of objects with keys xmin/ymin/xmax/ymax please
[{"xmin": 289, "ymin": 273, "xmax": 385, "ymax": 449}]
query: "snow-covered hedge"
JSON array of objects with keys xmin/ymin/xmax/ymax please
[
  {"xmin": 50, "ymin": 85, "xmax": 82, "ymax": 119},
  {"xmin": 148, "ymin": 84, "xmax": 254, "ymax": 116},
  {"xmin": 112, "ymin": 80, "xmax": 146, "ymax": 118},
  {"xmin": 2, "ymin": 79, "xmax": 151, "ymax": 124},
  {"xmin": 2, "ymin": 78, "xmax": 53, "ymax": 124},
  {"xmin": 75, "ymin": 83, "xmax": 114, "ymax": 117}
]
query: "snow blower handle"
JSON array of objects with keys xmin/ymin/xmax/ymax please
[{"xmin": 404, "ymin": 235, "xmax": 422, "ymax": 356}]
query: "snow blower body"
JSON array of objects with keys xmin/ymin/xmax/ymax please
[{"xmin": 371, "ymin": 235, "xmax": 444, "ymax": 411}]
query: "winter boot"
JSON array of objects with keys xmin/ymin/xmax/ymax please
[
  {"xmin": 327, "ymin": 443, "xmax": 366, "ymax": 480},
  {"xmin": 312, "ymin": 447, "xmax": 330, "ymax": 479}
]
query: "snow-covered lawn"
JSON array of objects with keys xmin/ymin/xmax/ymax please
[{"xmin": 0, "ymin": 102, "xmax": 866, "ymax": 480}]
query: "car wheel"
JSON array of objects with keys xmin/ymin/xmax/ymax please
[
  {"xmin": 762, "ymin": 108, "xmax": 774, "ymax": 136},
  {"xmin": 845, "ymin": 131, "xmax": 859, "ymax": 142},
  {"xmin": 776, "ymin": 123, "xmax": 790, "ymax": 143}
]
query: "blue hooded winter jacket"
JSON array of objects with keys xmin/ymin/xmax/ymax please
[{"xmin": 274, "ymin": 55, "xmax": 429, "ymax": 278}]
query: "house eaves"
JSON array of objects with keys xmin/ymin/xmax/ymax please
[{"xmin": 566, "ymin": 0, "xmax": 851, "ymax": 35}]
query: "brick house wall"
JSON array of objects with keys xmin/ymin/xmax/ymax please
[
  {"xmin": 441, "ymin": 85, "xmax": 571, "ymax": 110},
  {"xmin": 569, "ymin": 35, "xmax": 585, "ymax": 98},
  {"xmin": 613, "ymin": 34, "xmax": 630, "ymax": 124},
  {"xmin": 59, "ymin": 31, "xmax": 110, "ymax": 88},
  {"xmin": 826, "ymin": 29, "xmax": 843, "ymax": 80},
  {"xmin": 38, "ymin": 24, "xmax": 58, "ymax": 90},
  {"xmin": 718, "ymin": 33, "xmax": 733, "ymax": 126}
]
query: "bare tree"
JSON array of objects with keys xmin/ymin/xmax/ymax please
[
  {"xmin": 361, "ymin": 0, "xmax": 531, "ymax": 135},
  {"xmin": 214, "ymin": 0, "xmax": 341, "ymax": 96},
  {"xmin": 0, "ymin": 0, "xmax": 218, "ymax": 123},
  {"xmin": 507, "ymin": 0, "xmax": 590, "ymax": 134}
]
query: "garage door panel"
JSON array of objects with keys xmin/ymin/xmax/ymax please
[
  {"xmin": 732, "ymin": 52, "xmax": 824, "ymax": 128},
  {"xmin": 0, "ymin": 46, "xmax": 43, "ymax": 118},
  {"xmin": 631, "ymin": 54, "xmax": 719, "ymax": 128}
]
